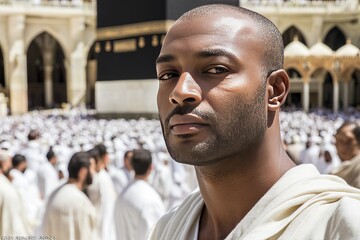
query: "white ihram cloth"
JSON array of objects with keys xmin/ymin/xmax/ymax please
[
  {"xmin": 0, "ymin": 175, "xmax": 31, "ymax": 236},
  {"xmin": 10, "ymin": 168, "xmax": 42, "ymax": 228},
  {"xmin": 148, "ymin": 164, "xmax": 360, "ymax": 240},
  {"xmin": 41, "ymin": 183, "xmax": 98, "ymax": 240},
  {"xmin": 87, "ymin": 169, "xmax": 117, "ymax": 240},
  {"xmin": 108, "ymin": 166, "xmax": 133, "ymax": 194},
  {"xmin": 37, "ymin": 161, "xmax": 59, "ymax": 199},
  {"xmin": 115, "ymin": 179, "xmax": 165, "ymax": 240}
]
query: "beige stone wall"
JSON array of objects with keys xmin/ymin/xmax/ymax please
[{"xmin": 0, "ymin": 1, "xmax": 96, "ymax": 114}]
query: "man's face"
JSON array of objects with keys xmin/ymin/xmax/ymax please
[
  {"xmin": 335, "ymin": 124, "xmax": 360, "ymax": 161},
  {"xmin": 156, "ymin": 13, "xmax": 268, "ymax": 166},
  {"xmin": 0, "ymin": 158, "xmax": 12, "ymax": 176}
]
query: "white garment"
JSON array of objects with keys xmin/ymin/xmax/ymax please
[
  {"xmin": 41, "ymin": 183, "xmax": 98, "ymax": 240},
  {"xmin": 299, "ymin": 144, "xmax": 320, "ymax": 165},
  {"xmin": 87, "ymin": 169, "xmax": 117, "ymax": 240},
  {"xmin": 314, "ymin": 144, "xmax": 341, "ymax": 174},
  {"xmin": 38, "ymin": 161, "xmax": 60, "ymax": 199},
  {"xmin": 108, "ymin": 166, "xmax": 133, "ymax": 194},
  {"xmin": 10, "ymin": 168, "xmax": 42, "ymax": 229},
  {"xmin": 20, "ymin": 141, "xmax": 47, "ymax": 172},
  {"xmin": 150, "ymin": 162, "xmax": 192, "ymax": 211},
  {"xmin": 0, "ymin": 174, "xmax": 31, "ymax": 236},
  {"xmin": 148, "ymin": 165, "xmax": 360, "ymax": 240},
  {"xmin": 115, "ymin": 179, "xmax": 165, "ymax": 240}
]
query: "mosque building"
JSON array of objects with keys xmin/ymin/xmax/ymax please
[
  {"xmin": 244, "ymin": 0, "xmax": 360, "ymax": 113},
  {"xmin": 0, "ymin": 0, "xmax": 96, "ymax": 115},
  {"xmin": 0, "ymin": 0, "xmax": 359, "ymax": 116}
]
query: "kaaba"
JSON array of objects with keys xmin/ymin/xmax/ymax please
[{"xmin": 95, "ymin": 0, "xmax": 239, "ymax": 116}]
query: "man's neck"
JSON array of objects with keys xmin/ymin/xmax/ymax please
[
  {"xmin": 67, "ymin": 178, "xmax": 84, "ymax": 191},
  {"xmin": 134, "ymin": 175, "xmax": 148, "ymax": 181},
  {"xmin": 196, "ymin": 143, "xmax": 295, "ymax": 239}
]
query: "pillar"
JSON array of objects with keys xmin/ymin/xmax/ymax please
[
  {"xmin": 43, "ymin": 50, "xmax": 54, "ymax": 107},
  {"xmin": 303, "ymin": 78, "xmax": 310, "ymax": 112},
  {"xmin": 8, "ymin": 15, "xmax": 27, "ymax": 115},
  {"xmin": 67, "ymin": 42, "xmax": 86, "ymax": 106},
  {"xmin": 343, "ymin": 81, "xmax": 349, "ymax": 111},
  {"xmin": 333, "ymin": 80, "xmax": 339, "ymax": 113}
]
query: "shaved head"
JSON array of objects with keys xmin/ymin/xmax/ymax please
[{"xmin": 177, "ymin": 4, "xmax": 284, "ymax": 79}]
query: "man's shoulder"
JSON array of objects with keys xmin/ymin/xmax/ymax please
[
  {"xmin": 148, "ymin": 189, "xmax": 203, "ymax": 240},
  {"xmin": 326, "ymin": 196, "xmax": 360, "ymax": 238},
  {"xmin": 49, "ymin": 184, "xmax": 93, "ymax": 208}
]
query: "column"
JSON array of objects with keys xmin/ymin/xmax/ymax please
[
  {"xmin": 8, "ymin": 15, "xmax": 27, "ymax": 114},
  {"xmin": 67, "ymin": 42, "xmax": 86, "ymax": 106},
  {"xmin": 333, "ymin": 80, "xmax": 339, "ymax": 113},
  {"xmin": 43, "ymin": 50, "xmax": 54, "ymax": 107},
  {"xmin": 343, "ymin": 81, "xmax": 349, "ymax": 111},
  {"xmin": 302, "ymin": 78, "xmax": 310, "ymax": 112}
]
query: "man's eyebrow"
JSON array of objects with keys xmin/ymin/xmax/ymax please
[
  {"xmin": 156, "ymin": 48, "xmax": 237, "ymax": 64},
  {"xmin": 197, "ymin": 48, "xmax": 237, "ymax": 60},
  {"xmin": 156, "ymin": 54, "xmax": 175, "ymax": 65}
]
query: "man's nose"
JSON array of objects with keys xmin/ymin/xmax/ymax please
[{"xmin": 169, "ymin": 72, "xmax": 202, "ymax": 106}]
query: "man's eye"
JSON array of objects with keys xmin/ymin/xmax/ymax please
[
  {"xmin": 206, "ymin": 67, "xmax": 228, "ymax": 74},
  {"xmin": 158, "ymin": 72, "xmax": 178, "ymax": 80}
]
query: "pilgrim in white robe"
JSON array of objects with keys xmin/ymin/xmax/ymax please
[
  {"xmin": 314, "ymin": 143, "xmax": 341, "ymax": 174},
  {"xmin": 0, "ymin": 174, "xmax": 31, "ymax": 236},
  {"xmin": 10, "ymin": 168, "xmax": 42, "ymax": 229},
  {"xmin": 108, "ymin": 165, "xmax": 133, "ymax": 194},
  {"xmin": 114, "ymin": 179, "xmax": 165, "ymax": 240},
  {"xmin": 148, "ymin": 164, "xmax": 360, "ymax": 240},
  {"xmin": 87, "ymin": 169, "xmax": 117, "ymax": 240},
  {"xmin": 41, "ymin": 183, "xmax": 98, "ymax": 240},
  {"xmin": 331, "ymin": 153, "xmax": 360, "ymax": 189},
  {"xmin": 37, "ymin": 161, "xmax": 60, "ymax": 199},
  {"xmin": 20, "ymin": 140, "xmax": 47, "ymax": 172}
]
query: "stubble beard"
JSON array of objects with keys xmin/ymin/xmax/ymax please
[{"xmin": 161, "ymin": 84, "xmax": 267, "ymax": 166}]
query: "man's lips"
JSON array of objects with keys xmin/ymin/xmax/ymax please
[{"xmin": 169, "ymin": 114, "xmax": 208, "ymax": 136}]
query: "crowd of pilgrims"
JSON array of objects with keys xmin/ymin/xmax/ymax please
[{"xmin": 0, "ymin": 107, "xmax": 359, "ymax": 239}]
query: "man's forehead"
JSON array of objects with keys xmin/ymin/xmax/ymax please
[{"xmin": 161, "ymin": 14, "xmax": 258, "ymax": 51}]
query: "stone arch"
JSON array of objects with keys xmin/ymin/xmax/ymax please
[
  {"xmin": 310, "ymin": 68, "xmax": 335, "ymax": 109},
  {"xmin": 27, "ymin": 32, "xmax": 67, "ymax": 109},
  {"xmin": 286, "ymin": 67, "xmax": 302, "ymax": 79},
  {"xmin": 282, "ymin": 25, "xmax": 307, "ymax": 47},
  {"xmin": 323, "ymin": 26, "xmax": 346, "ymax": 51},
  {"xmin": 285, "ymin": 67, "xmax": 303, "ymax": 108}
]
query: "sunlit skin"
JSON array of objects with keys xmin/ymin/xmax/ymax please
[{"xmin": 156, "ymin": 10, "xmax": 295, "ymax": 239}]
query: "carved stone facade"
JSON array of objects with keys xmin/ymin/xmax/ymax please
[
  {"xmin": 244, "ymin": 0, "xmax": 360, "ymax": 112},
  {"xmin": 0, "ymin": 1, "xmax": 96, "ymax": 114},
  {"xmin": 1, "ymin": 1, "xmax": 359, "ymax": 114}
]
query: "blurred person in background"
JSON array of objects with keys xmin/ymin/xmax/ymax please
[
  {"xmin": 37, "ymin": 146, "xmax": 60, "ymax": 200},
  {"xmin": 114, "ymin": 149, "xmax": 165, "ymax": 240},
  {"xmin": 10, "ymin": 153, "xmax": 42, "ymax": 230},
  {"xmin": 41, "ymin": 151, "xmax": 98, "ymax": 240},
  {"xmin": 0, "ymin": 150, "xmax": 31, "ymax": 236},
  {"xmin": 109, "ymin": 150, "xmax": 134, "ymax": 194},
  {"xmin": 331, "ymin": 122, "xmax": 360, "ymax": 188},
  {"xmin": 87, "ymin": 144, "xmax": 117, "ymax": 240}
]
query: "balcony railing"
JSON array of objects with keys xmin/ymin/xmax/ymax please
[
  {"xmin": 0, "ymin": 0, "xmax": 96, "ymax": 12},
  {"xmin": 242, "ymin": 0, "xmax": 359, "ymax": 12}
]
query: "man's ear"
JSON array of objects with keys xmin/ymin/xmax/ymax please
[
  {"xmin": 267, "ymin": 69, "xmax": 290, "ymax": 111},
  {"xmin": 78, "ymin": 167, "xmax": 87, "ymax": 181}
]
